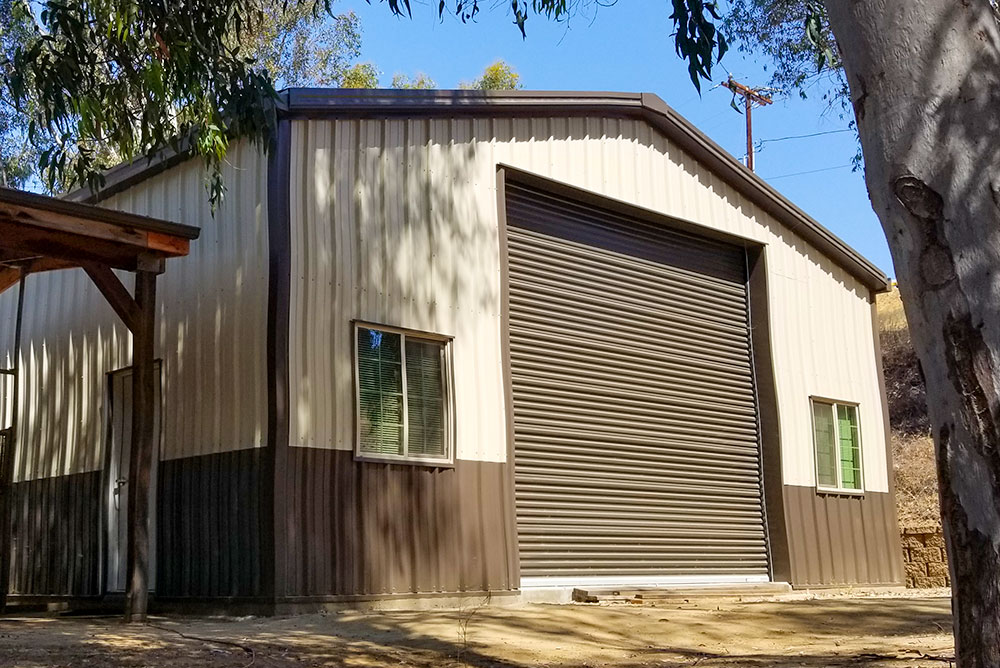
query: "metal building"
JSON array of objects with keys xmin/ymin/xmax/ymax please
[{"xmin": 0, "ymin": 90, "xmax": 903, "ymax": 610}]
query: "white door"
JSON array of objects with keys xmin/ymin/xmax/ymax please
[{"xmin": 106, "ymin": 364, "xmax": 161, "ymax": 593}]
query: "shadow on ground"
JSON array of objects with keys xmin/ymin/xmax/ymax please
[{"xmin": 0, "ymin": 594, "xmax": 954, "ymax": 667}]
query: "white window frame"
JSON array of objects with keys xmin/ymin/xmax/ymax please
[
  {"xmin": 353, "ymin": 321, "xmax": 455, "ymax": 466},
  {"xmin": 810, "ymin": 396, "xmax": 864, "ymax": 495}
]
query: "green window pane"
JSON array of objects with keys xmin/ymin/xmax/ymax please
[
  {"xmin": 837, "ymin": 404, "xmax": 862, "ymax": 490},
  {"xmin": 813, "ymin": 402, "xmax": 838, "ymax": 487},
  {"xmin": 358, "ymin": 328, "xmax": 403, "ymax": 456},
  {"xmin": 405, "ymin": 339, "xmax": 446, "ymax": 457}
]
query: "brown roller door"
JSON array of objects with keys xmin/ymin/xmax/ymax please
[{"xmin": 506, "ymin": 182, "xmax": 769, "ymax": 584}]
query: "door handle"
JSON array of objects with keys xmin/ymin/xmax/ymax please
[{"xmin": 114, "ymin": 477, "xmax": 127, "ymax": 510}]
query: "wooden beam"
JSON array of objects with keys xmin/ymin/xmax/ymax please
[
  {"xmin": 0, "ymin": 258, "xmax": 78, "ymax": 296},
  {"xmin": 23, "ymin": 257, "xmax": 78, "ymax": 275},
  {"xmin": 146, "ymin": 232, "xmax": 189, "ymax": 257},
  {"xmin": 0, "ymin": 198, "xmax": 148, "ymax": 247},
  {"xmin": 125, "ymin": 271, "xmax": 156, "ymax": 623},
  {"xmin": 82, "ymin": 263, "xmax": 140, "ymax": 333},
  {"xmin": 0, "ymin": 268, "xmax": 18, "ymax": 295}
]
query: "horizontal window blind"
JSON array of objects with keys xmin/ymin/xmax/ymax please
[
  {"xmin": 405, "ymin": 339, "xmax": 446, "ymax": 457},
  {"xmin": 356, "ymin": 325, "xmax": 451, "ymax": 462},
  {"xmin": 357, "ymin": 328, "xmax": 404, "ymax": 456}
]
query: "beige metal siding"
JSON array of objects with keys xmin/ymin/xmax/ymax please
[
  {"xmin": 506, "ymin": 183, "xmax": 767, "ymax": 580},
  {"xmin": 288, "ymin": 116, "xmax": 887, "ymax": 492},
  {"xmin": 0, "ymin": 142, "xmax": 268, "ymax": 481},
  {"xmin": 287, "ymin": 119, "xmax": 505, "ymax": 460}
]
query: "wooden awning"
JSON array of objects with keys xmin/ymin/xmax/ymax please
[
  {"xmin": 0, "ymin": 186, "xmax": 200, "ymax": 294},
  {"xmin": 0, "ymin": 186, "xmax": 199, "ymax": 621}
]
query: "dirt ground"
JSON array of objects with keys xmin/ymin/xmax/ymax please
[{"xmin": 0, "ymin": 591, "xmax": 954, "ymax": 668}]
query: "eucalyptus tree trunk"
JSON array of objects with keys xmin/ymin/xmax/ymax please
[{"xmin": 824, "ymin": 1, "xmax": 1000, "ymax": 663}]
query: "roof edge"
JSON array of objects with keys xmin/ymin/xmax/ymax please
[
  {"xmin": 69, "ymin": 88, "xmax": 888, "ymax": 292},
  {"xmin": 635, "ymin": 93, "xmax": 889, "ymax": 292}
]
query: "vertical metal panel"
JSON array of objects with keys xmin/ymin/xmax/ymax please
[
  {"xmin": 8, "ymin": 471, "xmax": 102, "ymax": 595},
  {"xmin": 0, "ymin": 145, "xmax": 268, "ymax": 598},
  {"xmin": 783, "ymin": 484, "xmax": 903, "ymax": 586},
  {"xmin": 287, "ymin": 115, "xmax": 888, "ymax": 493},
  {"xmin": 505, "ymin": 183, "xmax": 768, "ymax": 581},
  {"xmin": 280, "ymin": 449, "xmax": 516, "ymax": 596},
  {"xmin": 287, "ymin": 119, "xmax": 505, "ymax": 462},
  {"xmin": 284, "ymin": 112, "xmax": 892, "ymax": 592},
  {"xmin": 103, "ymin": 143, "xmax": 269, "ymax": 462},
  {"xmin": 0, "ymin": 142, "xmax": 269, "ymax": 483},
  {"xmin": 156, "ymin": 448, "xmax": 264, "ymax": 597}
]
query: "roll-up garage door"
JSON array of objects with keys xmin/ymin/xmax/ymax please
[{"xmin": 506, "ymin": 182, "xmax": 768, "ymax": 584}]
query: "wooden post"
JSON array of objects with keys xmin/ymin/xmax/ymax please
[{"xmin": 124, "ymin": 271, "xmax": 156, "ymax": 622}]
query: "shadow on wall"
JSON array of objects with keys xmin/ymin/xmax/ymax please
[
  {"xmin": 284, "ymin": 109, "xmax": 889, "ymax": 598},
  {"xmin": 283, "ymin": 118, "xmax": 512, "ymax": 597}
]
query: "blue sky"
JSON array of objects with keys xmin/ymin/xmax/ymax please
[{"xmin": 339, "ymin": 0, "xmax": 895, "ymax": 277}]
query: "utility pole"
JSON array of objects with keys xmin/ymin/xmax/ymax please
[{"xmin": 721, "ymin": 77, "xmax": 773, "ymax": 172}]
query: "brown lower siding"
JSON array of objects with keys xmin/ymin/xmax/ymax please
[
  {"xmin": 7, "ymin": 449, "xmax": 265, "ymax": 599},
  {"xmin": 8, "ymin": 470, "xmax": 102, "ymax": 596},
  {"xmin": 7, "ymin": 457, "xmax": 902, "ymax": 600},
  {"xmin": 157, "ymin": 448, "xmax": 265, "ymax": 597},
  {"xmin": 783, "ymin": 485, "xmax": 904, "ymax": 586},
  {"xmin": 280, "ymin": 449, "xmax": 517, "ymax": 597}
]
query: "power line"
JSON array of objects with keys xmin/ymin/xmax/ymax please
[
  {"xmin": 762, "ymin": 163, "xmax": 854, "ymax": 180},
  {"xmin": 758, "ymin": 128, "xmax": 853, "ymax": 145}
]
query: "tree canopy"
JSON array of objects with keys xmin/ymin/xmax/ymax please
[
  {"xmin": 236, "ymin": 2, "xmax": 365, "ymax": 88},
  {"xmin": 0, "ymin": 0, "xmax": 534, "ymax": 203},
  {"xmin": 461, "ymin": 60, "xmax": 522, "ymax": 90}
]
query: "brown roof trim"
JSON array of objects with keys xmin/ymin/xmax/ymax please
[
  {"xmin": 70, "ymin": 88, "xmax": 888, "ymax": 291},
  {"xmin": 64, "ymin": 143, "xmax": 190, "ymax": 205},
  {"xmin": 635, "ymin": 93, "xmax": 888, "ymax": 292},
  {"xmin": 0, "ymin": 186, "xmax": 200, "ymax": 240}
]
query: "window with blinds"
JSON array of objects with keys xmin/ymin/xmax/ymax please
[
  {"xmin": 355, "ymin": 323, "xmax": 453, "ymax": 464},
  {"xmin": 811, "ymin": 398, "xmax": 863, "ymax": 492}
]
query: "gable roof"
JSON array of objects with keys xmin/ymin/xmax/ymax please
[{"xmin": 70, "ymin": 88, "xmax": 889, "ymax": 293}]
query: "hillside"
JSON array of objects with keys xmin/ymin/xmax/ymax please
[{"xmin": 877, "ymin": 287, "xmax": 939, "ymax": 526}]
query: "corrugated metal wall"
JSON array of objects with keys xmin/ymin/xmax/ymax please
[
  {"xmin": 281, "ymin": 450, "xmax": 516, "ymax": 596},
  {"xmin": 100, "ymin": 145, "xmax": 270, "ymax": 462},
  {"xmin": 287, "ymin": 119, "xmax": 505, "ymax": 461},
  {"xmin": 8, "ymin": 471, "xmax": 102, "ymax": 595},
  {"xmin": 783, "ymin": 485, "xmax": 903, "ymax": 585},
  {"xmin": 0, "ymin": 143, "xmax": 270, "ymax": 599},
  {"xmin": 157, "ymin": 448, "xmax": 265, "ymax": 597},
  {"xmin": 286, "ymin": 116, "xmax": 888, "ymax": 495},
  {"xmin": 506, "ymin": 183, "xmax": 768, "ymax": 582},
  {"xmin": 0, "ymin": 142, "xmax": 270, "ymax": 482}
]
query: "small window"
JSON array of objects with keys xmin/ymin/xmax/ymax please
[
  {"xmin": 355, "ymin": 323, "xmax": 453, "ymax": 464},
  {"xmin": 811, "ymin": 399, "xmax": 862, "ymax": 492}
]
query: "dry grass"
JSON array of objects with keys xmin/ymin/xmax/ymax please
[
  {"xmin": 877, "ymin": 287, "xmax": 939, "ymax": 526},
  {"xmin": 892, "ymin": 432, "xmax": 940, "ymax": 526},
  {"xmin": 877, "ymin": 288, "xmax": 930, "ymax": 436}
]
